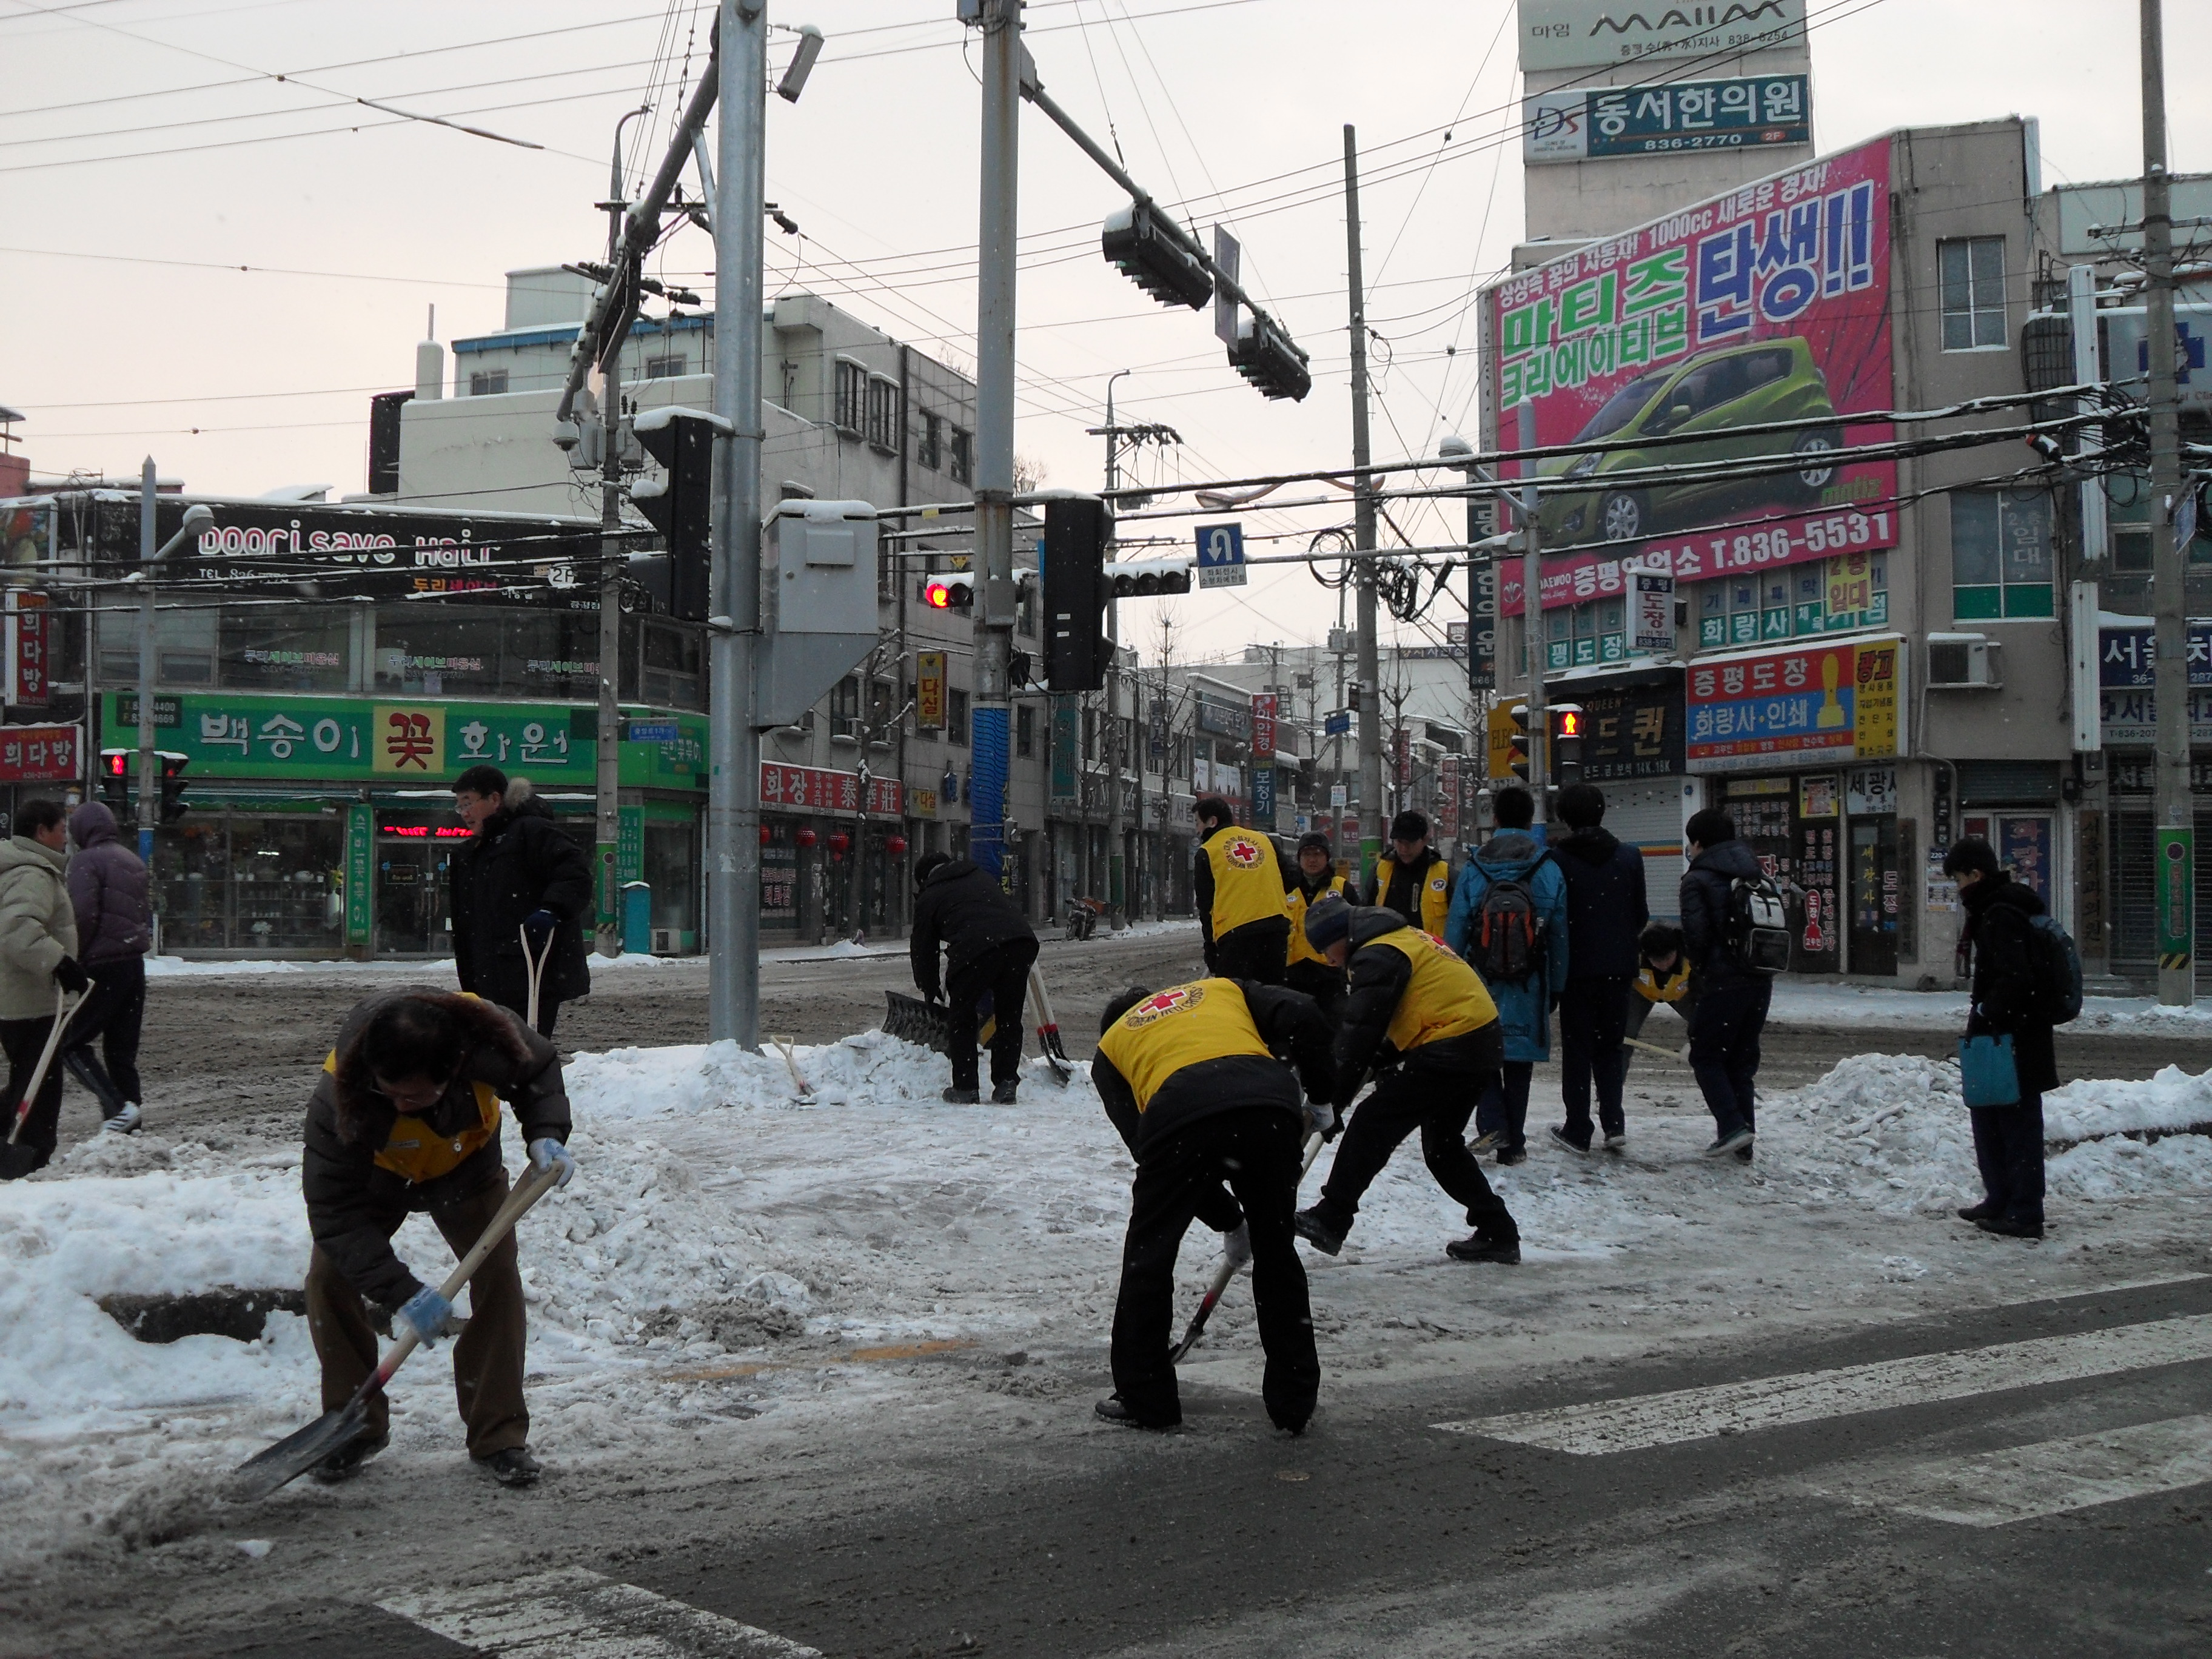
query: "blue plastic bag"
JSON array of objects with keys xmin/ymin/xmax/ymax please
[{"xmin": 1959, "ymin": 1033, "xmax": 2021, "ymax": 1108}]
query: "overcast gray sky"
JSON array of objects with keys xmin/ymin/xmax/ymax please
[{"xmin": 4, "ymin": 0, "xmax": 2206, "ymax": 663}]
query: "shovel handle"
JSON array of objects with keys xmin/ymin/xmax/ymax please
[
  {"xmin": 6, "ymin": 981, "xmax": 89, "ymax": 1145},
  {"xmin": 518, "ymin": 923, "xmax": 551, "ymax": 1030}
]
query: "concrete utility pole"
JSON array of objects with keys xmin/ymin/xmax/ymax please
[
  {"xmin": 1344, "ymin": 126, "xmax": 1385, "ymax": 878},
  {"xmin": 708, "ymin": 0, "xmax": 768, "ymax": 1044},
  {"xmin": 2143, "ymin": 0, "xmax": 2194, "ymax": 1005},
  {"xmin": 135, "ymin": 457, "xmax": 158, "ymax": 865},
  {"xmin": 1102, "ymin": 368, "xmax": 1128, "ymax": 927},
  {"xmin": 1518, "ymin": 477, "xmax": 1548, "ymax": 826},
  {"xmin": 595, "ymin": 114, "xmax": 646, "ymax": 959},
  {"xmin": 968, "ymin": 0, "xmax": 1021, "ymax": 884}
]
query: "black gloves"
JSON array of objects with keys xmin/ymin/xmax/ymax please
[
  {"xmin": 53, "ymin": 956, "xmax": 90, "ymax": 994},
  {"xmin": 523, "ymin": 908, "xmax": 558, "ymax": 947}
]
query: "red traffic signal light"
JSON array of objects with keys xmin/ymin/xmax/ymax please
[{"xmin": 920, "ymin": 573, "xmax": 974, "ymax": 612}]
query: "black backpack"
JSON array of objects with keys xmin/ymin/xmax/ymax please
[
  {"xmin": 1726, "ymin": 874, "xmax": 1792, "ymax": 974},
  {"xmin": 1474, "ymin": 854, "xmax": 1550, "ymax": 985},
  {"xmin": 2025, "ymin": 914, "xmax": 2083, "ymax": 1025}
]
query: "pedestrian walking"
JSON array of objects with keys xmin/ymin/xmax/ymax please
[
  {"xmin": 910, "ymin": 850, "xmax": 1039, "ymax": 1104},
  {"xmin": 1679, "ymin": 808, "xmax": 1771, "ymax": 1160},
  {"xmin": 1621, "ymin": 922, "xmax": 1696, "ymax": 1071},
  {"xmin": 301, "ymin": 989, "xmax": 574, "ymax": 1487},
  {"xmin": 1364, "ymin": 809, "xmax": 1452, "ymax": 938},
  {"xmin": 1284, "ymin": 831, "xmax": 1350, "ymax": 1024},
  {"xmin": 1191, "ymin": 795, "xmax": 1292, "ymax": 984},
  {"xmin": 0, "ymin": 799, "xmax": 89, "ymax": 1179},
  {"xmin": 1091, "ymin": 975, "xmax": 1334, "ymax": 1432},
  {"xmin": 1548, "ymin": 783, "xmax": 1647, "ymax": 1154},
  {"xmin": 1293, "ymin": 896, "xmax": 1521, "ymax": 1264},
  {"xmin": 1945, "ymin": 838, "xmax": 2060, "ymax": 1239},
  {"xmin": 61, "ymin": 799, "xmax": 151, "ymax": 1136},
  {"xmin": 448, "ymin": 768, "xmax": 592, "ymax": 1037},
  {"xmin": 1444, "ymin": 785, "xmax": 1567, "ymax": 1165}
]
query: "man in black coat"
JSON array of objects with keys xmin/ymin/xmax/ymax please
[
  {"xmin": 1549, "ymin": 783, "xmax": 1649, "ymax": 1153},
  {"xmin": 449, "ymin": 767, "xmax": 593, "ymax": 1037},
  {"xmin": 910, "ymin": 851, "xmax": 1040, "ymax": 1104},
  {"xmin": 1678, "ymin": 808, "xmax": 1770, "ymax": 1161},
  {"xmin": 1946, "ymin": 838, "xmax": 2057, "ymax": 1239}
]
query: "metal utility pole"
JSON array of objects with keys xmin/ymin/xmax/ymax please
[
  {"xmin": 1344, "ymin": 126, "xmax": 1384, "ymax": 878},
  {"xmin": 968, "ymin": 0, "xmax": 1021, "ymax": 885},
  {"xmin": 2143, "ymin": 0, "xmax": 2193, "ymax": 1005},
  {"xmin": 1518, "ymin": 480, "xmax": 1548, "ymax": 825},
  {"xmin": 135, "ymin": 457, "xmax": 158, "ymax": 865},
  {"xmin": 594, "ymin": 112, "xmax": 647, "ymax": 959},
  {"xmin": 709, "ymin": 0, "xmax": 767, "ymax": 1044}
]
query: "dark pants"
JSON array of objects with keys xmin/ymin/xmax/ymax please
[
  {"xmin": 1971, "ymin": 1092, "xmax": 2045, "ymax": 1226},
  {"xmin": 1212, "ymin": 918, "xmax": 1290, "ymax": 987},
  {"xmin": 304, "ymin": 1171, "xmax": 530, "ymax": 1458},
  {"xmin": 947, "ymin": 937, "xmax": 1040, "ymax": 1090},
  {"xmin": 1283, "ymin": 960, "xmax": 1347, "ymax": 1027},
  {"xmin": 1316, "ymin": 1039, "xmax": 1518, "ymax": 1244},
  {"xmin": 1621, "ymin": 989, "xmax": 1697, "ymax": 1074},
  {"xmin": 1560, "ymin": 974, "xmax": 1632, "ymax": 1143},
  {"xmin": 62, "ymin": 954, "xmax": 146, "ymax": 1119},
  {"xmin": 1475, "ymin": 1061, "xmax": 1534, "ymax": 1153},
  {"xmin": 1689, "ymin": 979, "xmax": 1771, "ymax": 1139},
  {"xmin": 1111, "ymin": 1106, "xmax": 1317, "ymax": 1430},
  {"xmin": 0, "ymin": 1014, "xmax": 66, "ymax": 1178}
]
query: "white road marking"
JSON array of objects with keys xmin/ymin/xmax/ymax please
[
  {"xmin": 1820, "ymin": 1412, "xmax": 2212, "ymax": 1527},
  {"xmin": 1434, "ymin": 1313, "xmax": 2212, "ymax": 1453},
  {"xmin": 380, "ymin": 1568, "xmax": 819, "ymax": 1658}
]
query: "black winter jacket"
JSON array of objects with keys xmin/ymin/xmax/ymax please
[
  {"xmin": 1364, "ymin": 844, "xmax": 1449, "ymax": 931},
  {"xmin": 1332, "ymin": 905, "xmax": 1504, "ymax": 1107},
  {"xmin": 1962, "ymin": 874, "xmax": 2060, "ymax": 1096},
  {"xmin": 1553, "ymin": 825, "xmax": 1649, "ymax": 981},
  {"xmin": 301, "ymin": 991, "xmax": 571, "ymax": 1309},
  {"xmin": 910, "ymin": 857, "xmax": 1036, "ymax": 999},
  {"xmin": 449, "ymin": 781, "xmax": 593, "ymax": 1014},
  {"xmin": 1680, "ymin": 838, "xmax": 1767, "ymax": 991},
  {"xmin": 1091, "ymin": 980, "xmax": 1335, "ymax": 1156},
  {"xmin": 66, "ymin": 800, "xmax": 152, "ymax": 965}
]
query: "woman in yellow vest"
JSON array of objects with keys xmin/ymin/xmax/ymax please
[
  {"xmin": 1191, "ymin": 794, "xmax": 1293, "ymax": 983},
  {"xmin": 1291, "ymin": 896, "xmax": 1521, "ymax": 1266},
  {"xmin": 300, "ymin": 990, "xmax": 574, "ymax": 1488},
  {"xmin": 1285, "ymin": 831, "xmax": 1351, "ymax": 1022}
]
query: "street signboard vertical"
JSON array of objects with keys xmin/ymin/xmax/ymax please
[
  {"xmin": 915, "ymin": 650, "xmax": 946, "ymax": 730},
  {"xmin": 7, "ymin": 590, "xmax": 49, "ymax": 709},
  {"xmin": 1467, "ymin": 558, "xmax": 1496, "ymax": 691},
  {"xmin": 1633, "ymin": 570, "xmax": 1674, "ymax": 653},
  {"xmin": 1250, "ymin": 692, "xmax": 1277, "ymax": 757},
  {"xmin": 344, "ymin": 803, "xmax": 374, "ymax": 951},
  {"xmin": 1196, "ymin": 523, "xmax": 1247, "ymax": 588}
]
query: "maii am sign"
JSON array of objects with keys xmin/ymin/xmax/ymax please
[{"xmin": 1196, "ymin": 522, "xmax": 1247, "ymax": 589}]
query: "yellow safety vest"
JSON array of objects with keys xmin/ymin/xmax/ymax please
[
  {"xmin": 1096, "ymin": 979, "xmax": 1275, "ymax": 1113},
  {"xmin": 1204, "ymin": 829, "xmax": 1288, "ymax": 934},
  {"xmin": 324, "ymin": 1049, "xmax": 504, "ymax": 1184},
  {"xmin": 1636, "ymin": 962, "xmax": 1691, "ymax": 1004},
  {"xmin": 1369, "ymin": 853, "xmax": 1453, "ymax": 939},
  {"xmin": 1285, "ymin": 873, "xmax": 1350, "ymax": 965},
  {"xmin": 1369, "ymin": 927, "xmax": 1497, "ymax": 1054}
]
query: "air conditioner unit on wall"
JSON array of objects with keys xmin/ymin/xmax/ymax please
[{"xmin": 1928, "ymin": 632, "xmax": 2002, "ymax": 689}]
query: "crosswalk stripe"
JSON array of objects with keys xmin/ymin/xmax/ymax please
[
  {"xmin": 1817, "ymin": 1412, "xmax": 2212, "ymax": 1527},
  {"xmin": 1433, "ymin": 1313, "xmax": 2212, "ymax": 1453},
  {"xmin": 379, "ymin": 1568, "xmax": 819, "ymax": 1658}
]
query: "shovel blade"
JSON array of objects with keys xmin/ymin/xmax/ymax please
[
  {"xmin": 229, "ymin": 1399, "xmax": 369, "ymax": 1502},
  {"xmin": 882, "ymin": 991, "xmax": 949, "ymax": 1053}
]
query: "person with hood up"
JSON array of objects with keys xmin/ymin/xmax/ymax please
[
  {"xmin": 448, "ymin": 767, "xmax": 592, "ymax": 1037},
  {"xmin": 61, "ymin": 799, "xmax": 152, "ymax": 1135},
  {"xmin": 1678, "ymin": 808, "xmax": 1770, "ymax": 1159},
  {"xmin": 1292, "ymin": 895, "xmax": 1519, "ymax": 1263},
  {"xmin": 1191, "ymin": 796, "xmax": 1292, "ymax": 984},
  {"xmin": 0, "ymin": 799, "xmax": 87, "ymax": 1178},
  {"xmin": 1944, "ymin": 837, "xmax": 2059, "ymax": 1239},
  {"xmin": 1364, "ymin": 809, "xmax": 1452, "ymax": 938},
  {"xmin": 1621, "ymin": 921, "xmax": 1695, "ymax": 1076},
  {"xmin": 911, "ymin": 850, "xmax": 1040, "ymax": 1104},
  {"xmin": 1283, "ymin": 831, "xmax": 1351, "ymax": 1024},
  {"xmin": 1548, "ymin": 783, "xmax": 1648, "ymax": 1153},
  {"xmin": 1444, "ymin": 785, "xmax": 1569, "ymax": 1165},
  {"xmin": 301, "ymin": 989, "xmax": 574, "ymax": 1487}
]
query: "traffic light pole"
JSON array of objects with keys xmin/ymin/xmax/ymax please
[
  {"xmin": 1519, "ymin": 489, "xmax": 1547, "ymax": 825},
  {"xmin": 135, "ymin": 457, "xmax": 158, "ymax": 865},
  {"xmin": 1102, "ymin": 374, "xmax": 1127, "ymax": 927},
  {"xmin": 1344, "ymin": 126, "xmax": 1385, "ymax": 874}
]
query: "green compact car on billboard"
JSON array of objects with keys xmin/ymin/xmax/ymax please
[{"xmin": 1536, "ymin": 336, "xmax": 1845, "ymax": 548}]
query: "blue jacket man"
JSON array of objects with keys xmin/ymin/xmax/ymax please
[{"xmin": 1445, "ymin": 785, "xmax": 1568, "ymax": 1165}]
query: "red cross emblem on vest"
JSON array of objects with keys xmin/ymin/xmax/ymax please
[{"xmin": 1225, "ymin": 837, "xmax": 1261, "ymax": 868}]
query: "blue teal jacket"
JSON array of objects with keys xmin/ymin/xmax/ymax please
[{"xmin": 1446, "ymin": 830, "xmax": 1569, "ymax": 1063}]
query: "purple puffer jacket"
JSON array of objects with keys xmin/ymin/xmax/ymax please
[{"xmin": 67, "ymin": 800, "xmax": 152, "ymax": 965}]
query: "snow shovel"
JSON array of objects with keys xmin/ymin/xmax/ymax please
[
  {"xmin": 770, "ymin": 1035, "xmax": 816, "ymax": 1104},
  {"xmin": 229, "ymin": 1158, "xmax": 564, "ymax": 1502},
  {"xmin": 5, "ymin": 981, "xmax": 89, "ymax": 1146},
  {"xmin": 1027, "ymin": 967, "xmax": 1075, "ymax": 1085},
  {"xmin": 882, "ymin": 991, "xmax": 950, "ymax": 1051},
  {"xmin": 1170, "ymin": 1130, "xmax": 1326, "ymax": 1365},
  {"xmin": 1624, "ymin": 1035, "xmax": 1688, "ymax": 1062},
  {"xmin": 518, "ymin": 922, "xmax": 552, "ymax": 1030}
]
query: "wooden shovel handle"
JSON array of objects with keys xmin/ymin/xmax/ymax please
[{"xmin": 374, "ymin": 1158, "xmax": 563, "ymax": 1381}]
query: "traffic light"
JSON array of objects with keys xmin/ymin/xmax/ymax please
[
  {"xmin": 631, "ymin": 406, "xmax": 720, "ymax": 622},
  {"xmin": 1104, "ymin": 557, "xmax": 1192, "ymax": 598},
  {"xmin": 1043, "ymin": 495, "xmax": 1110, "ymax": 692},
  {"xmin": 1227, "ymin": 313, "xmax": 1312, "ymax": 402},
  {"xmin": 158, "ymin": 752, "xmax": 190, "ymax": 823},
  {"xmin": 1551, "ymin": 703, "xmax": 1584, "ymax": 787},
  {"xmin": 920, "ymin": 571, "xmax": 975, "ymax": 612},
  {"xmin": 1506, "ymin": 703, "xmax": 1533, "ymax": 782},
  {"xmin": 1101, "ymin": 203, "xmax": 1212, "ymax": 311},
  {"xmin": 98, "ymin": 748, "xmax": 129, "ymax": 814}
]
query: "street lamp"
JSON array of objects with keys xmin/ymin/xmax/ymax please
[{"xmin": 131, "ymin": 492, "xmax": 213, "ymax": 862}]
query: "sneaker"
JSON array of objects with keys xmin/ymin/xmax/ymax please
[
  {"xmin": 1547, "ymin": 1125, "xmax": 1592, "ymax": 1156},
  {"xmin": 476, "ymin": 1446, "xmax": 542, "ymax": 1487},
  {"xmin": 1467, "ymin": 1128, "xmax": 1502, "ymax": 1154},
  {"xmin": 102, "ymin": 1103, "xmax": 142, "ymax": 1136},
  {"xmin": 1494, "ymin": 1144, "xmax": 1529, "ymax": 1167},
  {"xmin": 1974, "ymin": 1215, "xmax": 2044, "ymax": 1240},
  {"xmin": 1446, "ymin": 1233, "xmax": 1521, "ymax": 1265},
  {"xmin": 1735, "ymin": 1144, "xmax": 1755, "ymax": 1164},
  {"xmin": 309, "ymin": 1430, "xmax": 388, "ymax": 1484},
  {"xmin": 1094, "ymin": 1396, "xmax": 1176, "ymax": 1430},
  {"xmin": 1292, "ymin": 1206, "xmax": 1346, "ymax": 1256},
  {"xmin": 991, "ymin": 1079, "xmax": 1019, "ymax": 1105},
  {"xmin": 1956, "ymin": 1200, "xmax": 1997, "ymax": 1222},
  {"xmin": 1703, "ymin": 1127, "xmax": 1755, "ymax": 1159},
  {"xmin": 942, "ymin": 1086, "xmax": 980, "ymax": 1105},
  {"xmin": 1602, "ymin": 1131, "xmax": 1628, "ymax": 1151}
]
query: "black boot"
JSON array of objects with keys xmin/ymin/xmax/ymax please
[
  {"xmin": 1446, "ymin": 1233, "xmax": 1521, "ymax": 1265},
  {"xmin": 1293, "ymin": 1206, "xmax": 1346, "ymax": 1256},
  {"xmin": 942, "ymin": 1085, "xmax": 980, "ymax": 1104},
  {"xmin": 309, "ymin": 1430, "xmax": 388, "ymax": 1484}
]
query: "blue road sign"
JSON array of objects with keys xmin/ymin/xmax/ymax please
[{"xmin": 1195, "ymin": 522, "xmax": 1247, "ymax": 589}]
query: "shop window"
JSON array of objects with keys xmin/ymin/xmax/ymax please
[
  {"xmin": 375, "ymin": 611, "xmax": 503, "ymax": 695},
  {"xmin": 1939, "ymin": 237, "xmax": 2006, "ymax": 351},
  {"xmin": 947, "ymin": 687, "xmax": 970, "ymax": 746},
  {"xmin": 833, "ymin": 359, "xmax": 867, "ymax": 436},
  {"xmin": 919, "ymin": 412, "xmax": 943, "ymax": 472},
  {"xmin": 1952, "ymin": 489, "xmax": 2054, "ymax": 619},
  {"xmin": 637, "ymin": 618, "xmax": 703, "ymax": 710},
  {"xmin": 153, "ymin": 813, "xmax": 344, "ymax": 953},
  {"xmin": 219, "ymin": 605, "xmax": 349, "ymax": 692},
  {"xmin": 643, "ymin": 819, "xmax": 698, "ymax": 939},
  {"xmin": 949, "ymin": 427, "xmax": 974, "ymax": 486},
  {"xmin": 505, "ymin": 609, "xmax": 603, "ymax": 702}
]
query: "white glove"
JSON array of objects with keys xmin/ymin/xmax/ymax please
[
  {"xmin": 528, "ymin": 1137, "xmax": 576, "ymax": 1188},
  {"xmin": 1305, "ymin": 1098, "xmax": 1338, "ymax": 1139},
  {"xmin": 1222, "ymin": 1221, "xmax": 1253, "ymax": 1269}
]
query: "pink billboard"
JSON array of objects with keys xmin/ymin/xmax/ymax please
[{"xmin": 1492, "ymin": 136, "xmax": 1895, "ymax": 615}]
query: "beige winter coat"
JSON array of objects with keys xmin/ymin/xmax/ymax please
[{"xmin": 0, "ymin": 835, "xmax": 77, "ymax": 1021}]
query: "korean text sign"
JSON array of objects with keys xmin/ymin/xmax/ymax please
[
  {"xmin": 1685, "ymin": 636, "xmax": 1903, "ymax": 773},
  {"xmin": 1492, "ymin": 136, "xmax": 1896, "ymax": 616},
  {"xmin": 104, "ymin": 692, "xmax": 597, "ymax": 780}
]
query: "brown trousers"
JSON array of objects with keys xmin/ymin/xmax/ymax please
[{"xmin": 304, "ymin": 1171, "xmax": 529, "ymax": 1459}]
